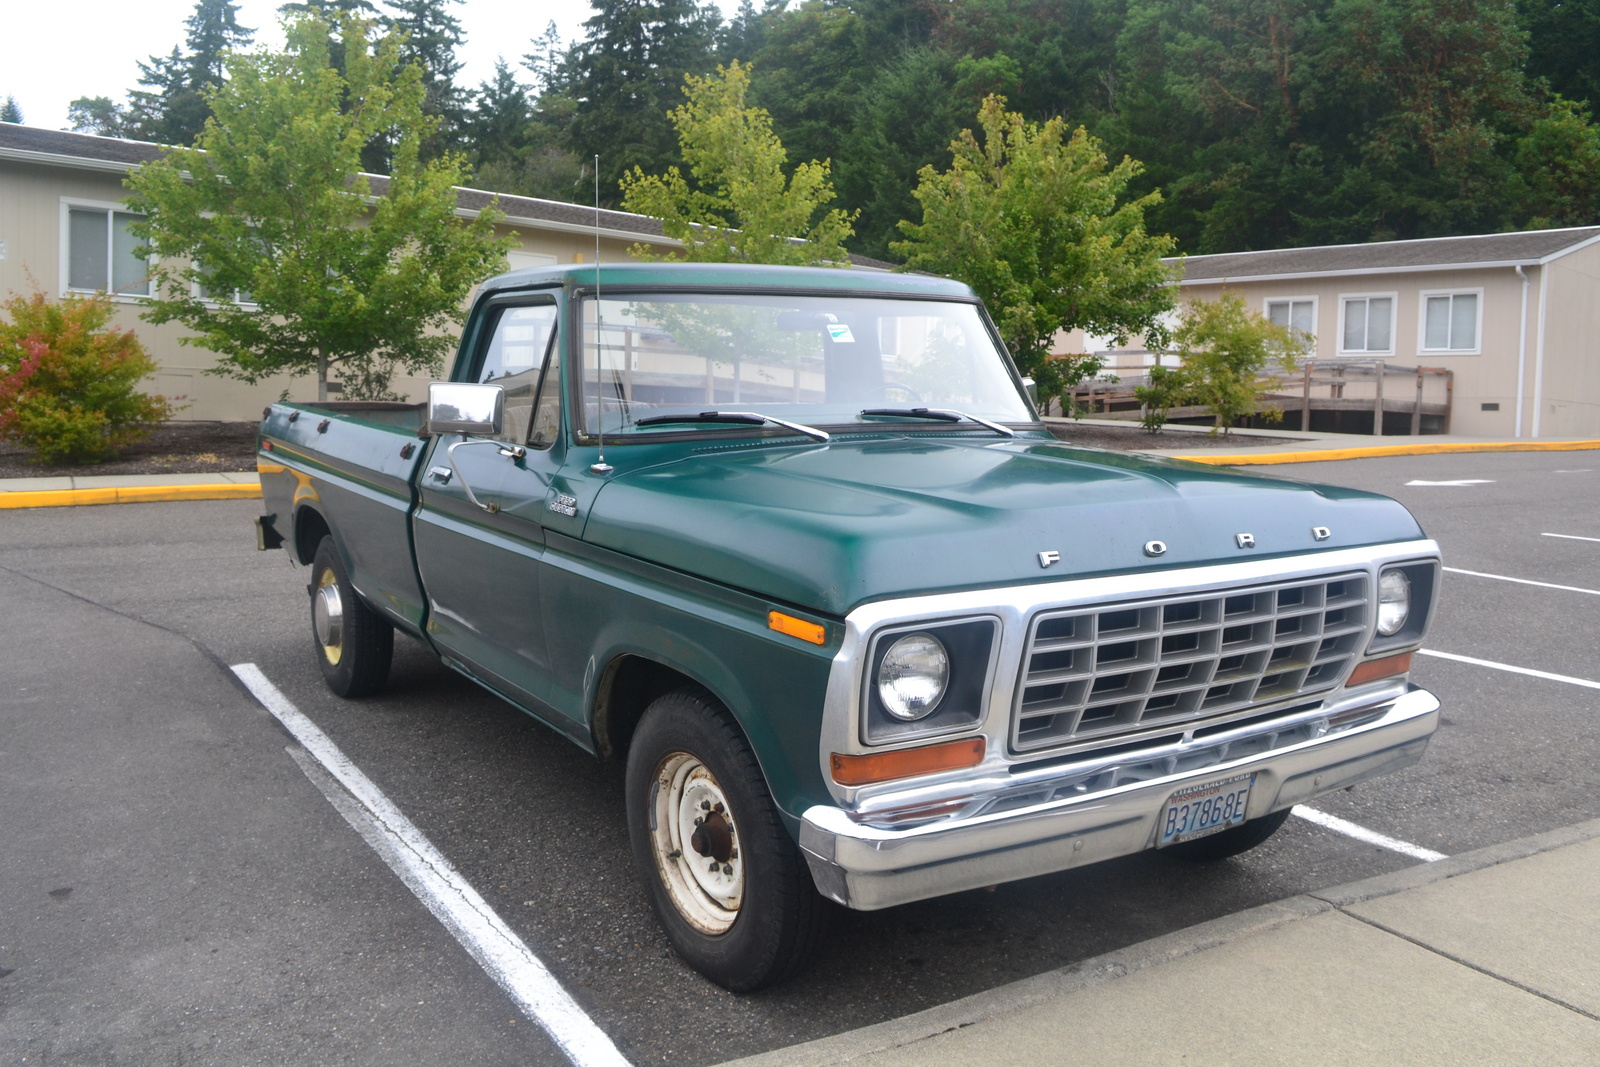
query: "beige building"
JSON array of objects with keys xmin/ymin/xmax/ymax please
[
  {"xmin": 1063, "ymin": 228, "xmax": 1600, "ymax": 438},
  {"xmin": 0, "ymin": 123, "xmax": 683, "ymax": 421}
]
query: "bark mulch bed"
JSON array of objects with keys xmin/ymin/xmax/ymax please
[
  {"xmin": 0, "ymin": 422, "xmax": 261, "ymax": 479},
  {"xmin": 0, "ymin": 419, "xmax": 1293, "ymax": 479}
]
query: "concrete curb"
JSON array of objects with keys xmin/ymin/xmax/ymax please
[
  {"xmin": 711, "ymin": 816, "xmax": 1600, "ymax": 1067},
  {"xmin": 0, "ymin": 482, "xmax": 262, "ymax": 509},
  {"xmin": 1166, "ymin": 439, "xmax": 1600, "ymax": 466}
]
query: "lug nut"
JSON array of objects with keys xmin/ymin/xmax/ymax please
[
  {"xmin": 722, "ymin": 864, "xmax": 733, "ymax": 875},
  {"xmin": 693, "ymin": 816, "xmax": 703, "ymax": 826},
  {"xmin": 667, "ymin": 849, "xmax": 681, "ymax": 859},
  {"xmin": 700, "ymin": 800, "xmax": 711, "ymax": 810},
  {"xmin": 714, "ymin": 802, "xmax": 724, "ymax": 813},
  {"xmin": 731, "ymin": 850, "xmax": 738, "ymax": 859}
]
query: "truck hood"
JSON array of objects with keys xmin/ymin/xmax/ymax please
[{"xmin": 581, "ymin": 436, "xmax": 1425, "ymax": 616}]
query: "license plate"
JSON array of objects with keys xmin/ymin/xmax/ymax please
[{"xmin": 1158, "ymin": 774, "xmax": 1254, "ymax": 847}]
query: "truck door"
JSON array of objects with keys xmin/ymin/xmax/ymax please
[{"xmin": 413, "ymin": 293, "xmax": 570, "ymax": 727}]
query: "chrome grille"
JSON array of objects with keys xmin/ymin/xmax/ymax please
[{"xmin": 1012, "ymin": 573, "xmax": 1369, "ymax": 753}]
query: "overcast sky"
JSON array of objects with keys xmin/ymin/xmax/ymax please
[{"xmin": 3, "ymin": 1, "xmax": 741, "ymax": 133}]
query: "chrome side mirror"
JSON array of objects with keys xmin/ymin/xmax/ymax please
[
  {"xmin": 1021, "ymin": 376, "xmax": 1038, "ymax": 406},
  {"xmin": 427, "ymin": 382, "xmax": 504, "ymax": 436}
]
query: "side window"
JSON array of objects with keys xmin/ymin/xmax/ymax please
[
  {"xmin": 476, "ymin": 303, "xmax": 557, "ymax": 444},
  {"xmin": 66, "ymin": 206, "xmax": 149, "ymax": 296},
  {"xmin": 529, "ymin": 340, "xmax": 562, "ymax": 449}
]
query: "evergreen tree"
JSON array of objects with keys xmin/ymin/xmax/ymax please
[
  {"xmin": 563, "ymin": 0, "xmax": 722, "ymax": 201},
  {"xmin": 112, "ymin": 0, "xmax": 253, "ymax": 145},
  {"xmin": 0, "ymin": 96, "xmax": 21, "ymax": 124},
  {"xmin": 386, "ymin": 0, "xmax": 468, "ymax": 155},
  {"xmin": 522, "ymin": 20, "xmax": 569, "ymax": 93}
]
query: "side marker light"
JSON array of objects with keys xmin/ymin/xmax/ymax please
[{"xmin": 769, "ymin": 611, "xmax": 826, "ymax": 645}]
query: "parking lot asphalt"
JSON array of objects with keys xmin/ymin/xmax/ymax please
[{"xmin": 1, "ymin": 447, "xmax": 1597, "ymax": 1064}]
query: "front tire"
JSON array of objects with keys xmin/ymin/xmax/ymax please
[
  {"xmin": 310, "ymin": 535, "xmax": 393, "ymax": 698},
  {"xmin": 625, "ymin": 688, "xmax": 830, "ymax": 992},
  {"xmin": 1163, "ymin": 807, "xmax": 1293, "ymax": 862}
]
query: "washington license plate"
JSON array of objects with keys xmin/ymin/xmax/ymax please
[{"xmin": 1158, "ymin": 774, "xmax": 1254, "ymax": 847}]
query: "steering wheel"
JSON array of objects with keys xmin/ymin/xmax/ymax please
[{"xmin": 881, "ymin": 381, "xmax": 924, "ymax": 404}]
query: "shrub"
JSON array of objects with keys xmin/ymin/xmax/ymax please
[
  {"xmin": 1133, "ymin": 364, "xmax": 1191, "ymax": 433},
  {"xmin": 0, "ymin": 288, "xmax": 177, "ymax": 464},
  {"xmin": 1169, "ymin": 294, "xmax": 1310, "ymax": 434}
]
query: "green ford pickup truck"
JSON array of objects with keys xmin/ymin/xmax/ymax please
[{"xmin": 256, "ymin": 263, "xmax": 1441, "ymax": 991}]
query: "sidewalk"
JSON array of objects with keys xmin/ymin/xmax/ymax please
[
  {"xmin": 719, "ymin": 818, "xmax": 1600, "ymax": 1067},
  {"xmin": 1050, "ymin": 417, "xmax": 1600, "ymax": 466},
  {"xmin": 0, "ymin": 470, "xmax": 260, "ymax": 508}
]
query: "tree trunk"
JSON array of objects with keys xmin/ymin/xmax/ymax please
[{"xmin": 317, "ymin": 350, "xmax": 328, "ymax": 403}]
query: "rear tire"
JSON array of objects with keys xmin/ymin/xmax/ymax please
[
  {"xmin": 310, "ymin": 535, "xmax": 393, "ymax": 698},
  {"xmin": 625, "ymin": 688, "xmax": 830, "ymax": 992},
  {"xmin": 1163, "ymin": 808, "xmax": 1293, "ymax": 862}
]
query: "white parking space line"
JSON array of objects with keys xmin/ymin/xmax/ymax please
[
  {"xmin": 1291, "ymin": 806, "xmax": 1447, "ymax": 862},
  {"xmin": 1416, "ymin": 649, "xmax": 1600, "ymax": 692},
  {"xmin": 1442, "ymin": 566, "xmax": 1600, "ymax": 597},
  {"xmin": 230, "ymin": 664, "xmax": 630, "ymax": 1067},
  {"xmin": 1542, "ymin": 532, "xmax": 1600, "ymax": 543}
]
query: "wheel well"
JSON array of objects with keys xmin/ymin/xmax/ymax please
[
  {"xmin": 293, "ymin": 506, "xmax": 331, "ymax": 566},
  {"xmin": 594, "ymin": 655, "xmax": 703, "ymax": 761}
]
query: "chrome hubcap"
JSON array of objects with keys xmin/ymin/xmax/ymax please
[
  {"xmin": 650, "ymin": 752, "xmax": 743, "ymax": 934},
  {"xmin": 313, "ymin": 570, "xmax": 344, "ymax": 664}
]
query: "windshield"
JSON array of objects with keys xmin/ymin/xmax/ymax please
[{"xmin": 579, "ymin": 292, "xmax": 1033, "ymax": 438}]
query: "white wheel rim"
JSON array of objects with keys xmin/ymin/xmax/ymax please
[
  {"xmin": 314, "ymin": 568, "xmax": 343, "ymax": 665},
  {"xmin": 650, "ymin": 751, "xmax": 743, "ymax": 935}
]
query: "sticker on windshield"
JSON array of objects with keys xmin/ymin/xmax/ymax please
[{"xmin": 826, "ymin": 324, "xmax": 856, "ymax": 343}]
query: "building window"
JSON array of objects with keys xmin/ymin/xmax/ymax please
[
  {"xmin": 1340, "ymin": 295, "xmax": 1393, "ymax": 353},
  {"xmin": 1266, "ymin": 298, "xmax": 1315, "ymax": 336},
  {"xmin": 1421, "ymin": 291, "xmax": 1479, "ymax": 352},
  {"xmin": 66, "ymin": 205, "xmax": 149, "ymax": 296}
]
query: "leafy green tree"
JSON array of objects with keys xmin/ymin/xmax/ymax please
[
  {"xmin": 0, "ymin": 288, "xmax": 177, "ymax": 464},
  {"xmin": 125, "ymin": 11, "xmax": 510, "ymax": 401},
  {"xmin": 621, "ymin": 61, "xmax": 855, "ymax": 264},
  {"xmin": 67, "ymin": 96, "xmax": 134, "ymax": 137},
  {"xmin": 0, "ymin": 96, "xmax": 22, "ymax": 123},
  {"xmin": 564, "ymin": 0, "xmax": 722, "ymax": 200},
  {"xmin": 1514, "ymin": 96, "xmax": 1600, "ymax": 227},
  {"xmin": 1518, "ymin": 0, "xmax": 1600, "ymax": 107},
  {"xmin": 1168, "ymin": 292, "xmax": 1308, "ymax": 432},
  {"xmin": 894, "ymin": 95, "xmax": 1176, "ymax": 407}
]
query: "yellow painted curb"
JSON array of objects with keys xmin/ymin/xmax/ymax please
[
  {"xmin": 0, "ymin": 482, "xmax": 262, "ymax": 509},
  {"xmin": 1168, "ymin": 439, "xmax": 1600, "ymax": 466}
]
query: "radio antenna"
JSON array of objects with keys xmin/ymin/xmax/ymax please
[{"xmin": 590, "ymin": 153, "xmax": 613, "ymax": 475}]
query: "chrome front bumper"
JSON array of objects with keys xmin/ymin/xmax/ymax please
[{"xmin": 799, "ymin": 685, "xmax": 1439, "ymax": 910}]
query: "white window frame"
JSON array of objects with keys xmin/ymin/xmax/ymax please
[
  {"xmin": 191, "ymin": 267, "xmax": 259, "ymax": 308},
  {"xmin": 1416, "ymin": 288, "xmax": 1483, "ymax": 355},
  {"xmin": 1337, "ymin": 291, "xmax": 1398, "ymax": 355},
  {"xmin": 1263, "ymin": 296, "xmax": 1318, "ymax": 339},
  {"xmin": 59, "ymin": 197, "xmax": 152, "ymax": 301}
]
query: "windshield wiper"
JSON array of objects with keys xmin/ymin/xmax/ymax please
[
  {"xmin": 859, "ymin": 407, "xmax": 1016, "ymax": 438},
  {"xmin": 633, "ymin": 410, "xmax": 831, "ymax": 443}
]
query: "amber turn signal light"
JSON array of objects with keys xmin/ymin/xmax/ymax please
[
  {"xmin": 1346, "ymin": 651, "xmax": 1413, "ymax": 687},
  {"xmin": 769, "ymin": 610, "xmax": 826, "ymax": 645},
  {"xmin": 830, "ymin": 737, "xmax": 986, "ymax": 786}
]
